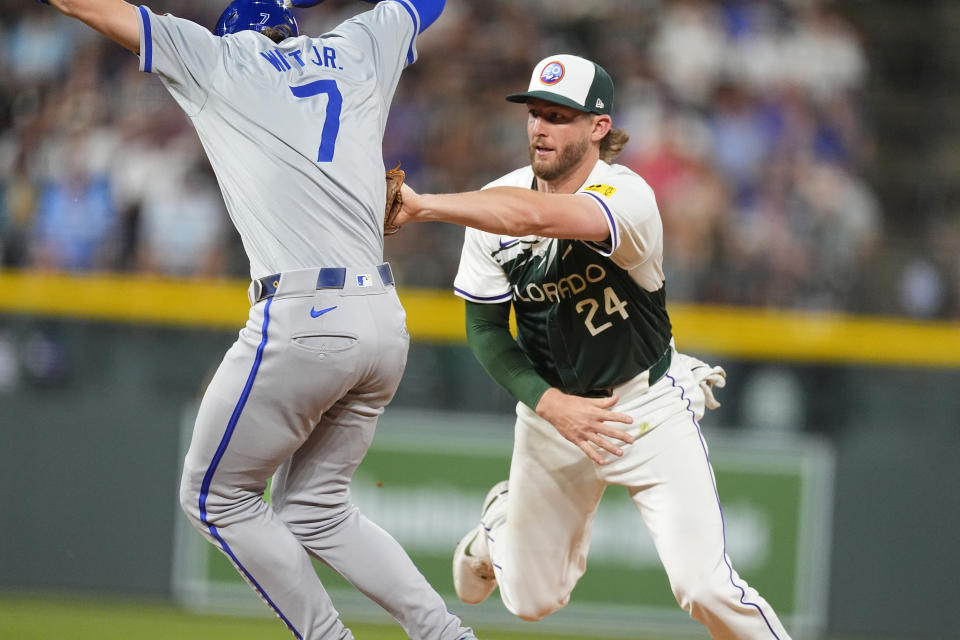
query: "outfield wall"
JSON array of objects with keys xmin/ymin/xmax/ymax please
[{"xmin": 169, "ymin": 406, "xmax": 834, "ymax": 638}]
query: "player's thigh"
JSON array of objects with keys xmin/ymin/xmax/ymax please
[
  {"xmin": 271, "ymin": 291, "xmax": 409, "ymax": 517},
  {"xmin": 271, "ymin": 391, "xmax": 381, "ymax": 518},
  {"xmin": 500, "ymin": 407, "xmax": 605, "ymax": 598},
  {"xmin": 629, "ymin": 416, "xmax": 726, "ymax": 584},
  {"xmin": 182, "ymin": 344, "xmax": 310, "ymax": 497},
  {"xmin": 182, "ymin": 301, "xmax": 325, "ymax": 496}
]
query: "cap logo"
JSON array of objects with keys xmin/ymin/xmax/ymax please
[{"xmin": 540, "ymin": 61, "xmax": 565, "ymax": 86}]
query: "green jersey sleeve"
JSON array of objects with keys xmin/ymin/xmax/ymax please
[{"xmin": 464, "ymin": 300, "xmax": 552, "ymax": 410}]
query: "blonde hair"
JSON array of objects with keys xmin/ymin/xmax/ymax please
[{"xmin": 599, "ymin": 128, "xmax": 630, "ymax": 163}]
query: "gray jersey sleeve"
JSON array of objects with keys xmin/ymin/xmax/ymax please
[
  {"xmin": 136, "ymin": 6, "xmax": 222, "ymax": 116},
  {"xmin": 330, "ymin": 1, "xmax": 419, "ymax": 113}
]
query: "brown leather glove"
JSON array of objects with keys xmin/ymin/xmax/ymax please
[{"xmin": 384, "ymin": 162, "xmax": 405, "ymax": 236}]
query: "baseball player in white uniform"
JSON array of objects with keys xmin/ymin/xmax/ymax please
[
  {"xmin": 36, "ymin": 0, "xmax": 478, "ymax": 638},
  {"xmin": 395, "ymin": 55, "xmax": 792, "ymax": 639}
]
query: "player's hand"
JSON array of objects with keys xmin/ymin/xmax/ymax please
[
  {"xmin": 535, "ymin": 388, "xmax": 634, "ymax": 465},
  {"xmin": 392, "ymin": 182, "xmax": 422, "ymax": 229}
]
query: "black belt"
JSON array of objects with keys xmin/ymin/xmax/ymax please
[
  {"xmin": 583, "ymin": 346, "xmax": 672, "ymax": 397},
  {"xmin": 252, "ymin": 264, "xmax": 394, "ymax": 303}
]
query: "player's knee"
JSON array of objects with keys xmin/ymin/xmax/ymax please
[
  {"xmin": 506, "ymin": 597, "xmax": 564, "ymax": 622},
  {"xmin": 501, "ymin": 580, "xmax": 567, "ymax": 622},
  {"xmin": 276, "ymin": 495, "xmax": 355, "ymax": 539},
  {"xmin": 177, "ymin": 464, "xmax": 211, "ymax": 528},
  {"xmin": 178, "ymin": 473, "xmax": 201, "ymax": 522},
  {"xmin": 671, "ymin": 575, "xmax": 728, "ymax": 618}
]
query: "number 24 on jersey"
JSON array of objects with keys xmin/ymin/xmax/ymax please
[{"xmin": 576, "ymin": 287, "xmax": 630, "ymax": 336}]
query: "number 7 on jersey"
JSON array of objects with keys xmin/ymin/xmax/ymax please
[{"xmin": 290, "ymin": 80, "xmax": 343, "ymax": 163}]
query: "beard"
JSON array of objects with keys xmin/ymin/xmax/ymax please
[{"xmin": 529, "ymin": 135, "xmax": 591, "ymax": 182}]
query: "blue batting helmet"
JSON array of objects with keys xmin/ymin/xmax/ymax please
[{"xmin": 215, "ymin": 0, "xmax": 299, "ymax": 38}]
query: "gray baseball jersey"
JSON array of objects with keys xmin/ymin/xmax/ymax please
[
  {"xmin": 137, "ymin": 3, "xmax": 413, "ymax": 278},
  {"xmin": 137, "ymin": 4, "xmax": 477, "ymax": 639}
]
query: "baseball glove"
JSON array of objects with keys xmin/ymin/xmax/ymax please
[{"xmin": 384, "ymin": 162, "xmax": 405, "ymax": 236}]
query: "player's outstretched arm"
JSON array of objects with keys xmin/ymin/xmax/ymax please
[
  {"xmin": 41, "ymin": 0, "xmax": 140, "ymax": 53},
  {"xmin": 291, "ymin": 0, "xmax": 444, "ymax": 32},
  {"xmin": 401, "ymin": 0, "xmax": 445, "ymax": 31},
  {"xmin": 399, "ymin": 183, "xmax": 610, "ymax": 242}
]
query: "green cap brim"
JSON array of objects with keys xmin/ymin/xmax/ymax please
[{"xmin": 505, "ymin": 90, "xmax": 599, "ymax": 114}]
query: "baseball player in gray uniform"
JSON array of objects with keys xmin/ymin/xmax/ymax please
[
  {"xmin": 37, "ymin": 0, "xmax": 478, "ymax": 638},
  {"xmin": 395, "ymin": 55, "xmax": 791, "ymax": 639}
]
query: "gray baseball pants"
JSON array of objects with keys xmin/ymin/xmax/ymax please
[{"xmin": 179, "ymin": 267, "xmax": 474, "ymax": 640}]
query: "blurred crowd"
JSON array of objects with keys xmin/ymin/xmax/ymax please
[{"xmin": 1, "ymin": 0, "xmax": 958, "ymax": 319}]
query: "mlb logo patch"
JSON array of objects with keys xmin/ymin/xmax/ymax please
[{"xmin": 357, "ymin": 274, "xmax": 372, "ymax": 287}]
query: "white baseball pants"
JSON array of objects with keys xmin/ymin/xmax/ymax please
[{"xmin": 487, "ymin": 348, "xmax": 792, "ymax": 640}]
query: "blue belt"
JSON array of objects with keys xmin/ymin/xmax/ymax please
[{"xmin": 252, "ymin": 264, "xmax": 394, "ymax": 303}]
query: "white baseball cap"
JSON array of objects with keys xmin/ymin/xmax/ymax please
[{"xmin": 506, "ymin": 54, "xmax": 615, "ymax": 115}]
